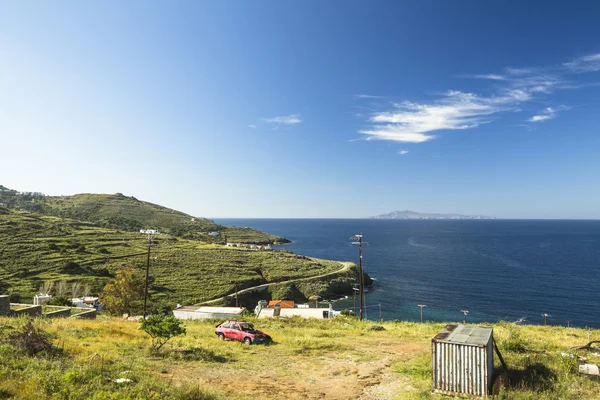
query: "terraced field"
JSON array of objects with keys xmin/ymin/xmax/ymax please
[{"xmin": 0, "ymin": 209, "xmax": 357, "ymax": 307}]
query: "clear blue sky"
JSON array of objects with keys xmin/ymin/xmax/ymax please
[{"xmin": 1, "ymin": 1, "xmax": 599, "ymax": 218}]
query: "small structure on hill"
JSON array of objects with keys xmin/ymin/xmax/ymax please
[
  {"xmin": 172, "ymin": 306, "xmax": 246, "ymax": 320},
  {"xmin": 71, "ymin": 296, "xmax": 100, "ymax": 309},
  {"xmin": 432, "ymin": 324, "xmax": 494, "ymax": 397},
  {"xmin": 255, "ymin": 300, "xmax": 338, "ymax": 319},
  {"xmin": 33, "ymin": 293, "xmax": 52, "ymax": 305}
]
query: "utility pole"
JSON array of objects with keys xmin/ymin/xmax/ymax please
[
  {"xmin": 417, "ymin": 304, "xmax": 426, "ymax": 323},
  {"xmin": 353, "ymin": 285, "xmax": 357, "ymax": 316},
  {"xmin": 542, "ymin": 313, "xmax": 551, "ymax": 326},
  {"xmin": 461, "ymin": 310, "xmax": 469, "ymax": 324},
  {"xmin": 350, "ymin": 234, "xmax": 368, "ymax": 321},
  {"xmin": 379, "ymin": 303, "xmax": 382, "ymax": 323},
  {"xmin": 140, "ymin": 229, "xmax": 160, "ymax": 319},
  {"xmin": 566, "ymin": 320, "xmax": 571, "ymax": 328},
  {"xmin": 235, "ymin": 283, "xmax": 239, "ymax": 308}
]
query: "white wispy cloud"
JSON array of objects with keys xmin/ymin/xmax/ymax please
[
  {"xmin": 529, "ymin": 107, "xmax": 556, "ymax": 122},
  {"xmin": 262, "ymin": 114, "xmax": 302, "ymax": 125},
  {"xmin": 360, "ymin": 90, "xmax": 524, "ymax": 143},
  {"xmin": 358, "ymin": 52, "xmax": 600, "ymax": 143},
  {"xmin": 528, "ymin": 105, "xmax": 570, "ymax": 123},
  {"xmin": 353, "ymin": 94, "xmax": 388, "ymax": 99},
  {"xmin": 248, "ymin": 124, "xmax": 257, "ymax": 129},
  {"xmin": 398, "ymin": 150, "xmax": 409, "ymax": 155},
  {"xmin": 563, "ymin": 53, "xmax": 600, "ymax": 73}
]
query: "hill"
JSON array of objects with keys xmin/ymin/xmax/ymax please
[
  {"xmin": 0, "ymin": 316, "xmax": 598, "ymax": 399},
  {"xmin": 0, "ymin": 208, "xmax": 360, "ymax": 307},
  {"xmin": 371, "ymin": 210, "xmax": 496, "ymax": 220},
  {"xmin": 0, "ymin": 185, "xmax": 288, "ymax": 244}
]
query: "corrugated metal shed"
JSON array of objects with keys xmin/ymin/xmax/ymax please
[{"xmin": 432, "ymin": 324, "xmax": 494, "ymax": 397}]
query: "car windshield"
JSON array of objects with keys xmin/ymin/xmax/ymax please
[{"xmin": 239, "ymin": 323, "xmax": 254, "ymax": 331}]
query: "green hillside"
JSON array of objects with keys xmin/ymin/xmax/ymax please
[
  {"xmin": 0, "ymin": 208, "xmax": 358, "ymax": 307},
  {"xmin": 0, "ymin": 185, "xmax": 288, "ymax": 244}
]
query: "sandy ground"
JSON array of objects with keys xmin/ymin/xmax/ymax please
[{"xmin": 169, "ymin": 339, "xmax": 425, "ymax": 400}]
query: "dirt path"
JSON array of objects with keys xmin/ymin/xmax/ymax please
[{"xmin": 197, "ymin": 262, "xmax": 351, "ymax": 306}]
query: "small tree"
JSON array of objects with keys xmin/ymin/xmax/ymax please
[
  {"xmin": 102, "ymin": 266, "xmax": 145, "ymax": 316},
  {"xmin": 140, "ymin": 315, "xmax": 186, "ymax": 352},
  {"xmin": 56, "ymin": 280, "xmax": 68, "ymax": 297},
  {"xmin": 71, "ymin": 282, "xmax": 82, "ymax": 298},
  {"xmin": 41, "ymin": 281, "xmax": 54, "ymax": 295}
]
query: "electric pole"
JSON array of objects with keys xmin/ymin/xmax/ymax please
[
  {"xmin": 461, "ymin": 310, "xmax": 469, "ymax": 324},
  {"xmin": 417, "ymin": 304, "xmax": 426, "ymax": 323},
  {"xmin": 350, "ymin": 234, "xmax": 368, "ymax": 321},
  {"xmin": 542, "ymin": 313, "xmax": 551, "ymax": 326},
  {"xmin": 140, "ymin": 229, "xmax": 160, "ymax": 319}
]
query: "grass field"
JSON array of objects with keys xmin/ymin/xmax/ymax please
[
  {"xmin": 0, "ymin": 316, "xmax": 598, "ymax": 399},
  {"xmin": 0, "ymin": 209, "xmax": 356, "ymax": 306}
]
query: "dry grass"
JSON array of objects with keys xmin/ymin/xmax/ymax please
[{"xmin": 0, "ymin": 316, "xmax": 599, "ymax": 399}]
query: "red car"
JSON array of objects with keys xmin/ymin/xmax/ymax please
[{"xmin": 215, "ymin": 321, "xmax": 272, "ymax": 345}]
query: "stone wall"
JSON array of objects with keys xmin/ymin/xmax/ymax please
[
  {"xmin": 10, "ymin": 304, "xmax": 42, "ymax": 317},
  {"xmin": 71, "ymin": 309, "xmax": 97, "ymax": 319},
  {"xmin": 0, "ymin": 296, "xmax": 9, "ymax": 316},
  {"xmin": 44, "ymin": 308, "xmax": 71, "ymax": 318}
]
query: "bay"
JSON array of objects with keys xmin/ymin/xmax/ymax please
[{"xmin": 214, "ymin": 219, "xmax": 600, "ymax": 328}]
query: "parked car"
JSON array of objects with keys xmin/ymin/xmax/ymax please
[{"xmin": 215, "ymin": 320, "xmax": 272, "ymax": 344}]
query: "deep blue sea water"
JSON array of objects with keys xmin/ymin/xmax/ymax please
[{"xmin": 214, "ymin": 219, "xmax": 600, "ymax": 328}]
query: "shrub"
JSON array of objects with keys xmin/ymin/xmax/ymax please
[
  {"xmin": 366, "ymin": 324, "xmax": 385, "ymax": 331},
  {"xmin": 46, "ymin": 296, "xmax": 72, "ymax": 307},
  {"xmin": 140, "ymin": 315, "xmax": 186, "ymax": 352},
  {"xmin": 8, "ymin": 321, "xmax": 55, "ymax": 356}
]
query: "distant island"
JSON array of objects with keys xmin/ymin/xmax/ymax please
[{"xmin": 371, "ymin": 210, "xmax": 496, "ymax": 220}]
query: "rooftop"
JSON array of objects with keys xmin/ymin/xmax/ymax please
[{"xmin": 433, "ymin": 324, "xmax": 493, "ymax": 347}]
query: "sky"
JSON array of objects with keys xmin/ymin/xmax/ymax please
[{"xmin": 1, "ymin": 1, "xmax": 600, "ymax": 218}]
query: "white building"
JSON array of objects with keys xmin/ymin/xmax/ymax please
[
  {"xmin": 255, "ymin": 301, "xmax": 339, "ymax": 319},
  {"xmin": 33, "ymin": 293, "xmax": 52, "ymax": 305},
  {"xmin": 173, "ymin": 306, "xmax": 246, "ymax": 320}
]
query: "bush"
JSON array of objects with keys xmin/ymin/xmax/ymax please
[
  {"xmin": 46, "ymin": 296, "xmax": 72, "ymax": 307},
  {"xmin": 366, "ymin": 324, "xmax": 385, "ymax": 331},
  {"xmin": 140, "ymin": 315, "xmax": 186, "ymax": 352},
  {"xmin": 8, "ymin": 321, "xmax": 55, "ymax": 356}
]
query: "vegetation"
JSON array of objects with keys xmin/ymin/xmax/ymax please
[
  {"xmin": 102, "ymin": 266, "xmax": 146, "ymax": 316},
  {"xmin": 140, "ymin": 315, "xmax": 187, "ymax": 353},
  {"xmin": 0, "ymin": 208, "xmax": 357, "ymax": 306},
  {"xmin": 0, "ymin": 316, "xmax": 598, "ymax": 399},
  {"xmin": 0, "ymin": 185, "xmax": 288, "ymax": 244}
]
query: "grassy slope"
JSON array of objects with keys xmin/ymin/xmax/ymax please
[
  {"xmin": 0, "ymin": 317, "xmax": 598, "ymax": 399},
  {"xmin": 0, "ymin": 209, "xmax": 354, "ymax": 305}
]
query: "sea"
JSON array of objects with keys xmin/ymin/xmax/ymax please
[{"xmin": 214, "ymin": 219, "xmax": 600, "ymax": 328}]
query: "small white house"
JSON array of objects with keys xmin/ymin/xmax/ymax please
[
  {"xmin": 208, "ymin": 232, "xmax": 220, "ymax": 237},
  {"xmin": 71, "ymin": 296, "xmax": 100, "ymax": 308},
  {"xmin": 173, "ymin": 306, "xmax": 246, "ymax": 320},
  {"xmin": 34, "ymin": 293, "xmax": 52, "ymax": 305},
  {"xmin": 255, "ymin": 301, "xmax": 339, "ymax": 319}
]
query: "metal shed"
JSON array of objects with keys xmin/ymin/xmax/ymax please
[{"xmin": 432, "ymin": 324, "xmax": 494, "ymax": 397}]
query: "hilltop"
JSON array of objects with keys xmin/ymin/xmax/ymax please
[
  {"xmin": 0, "ymin": 185, "xmax": 288, "ymax": 244},
  {"xmin": 371, "ymin": 210, "xmax": 495, "ymax": 220},
  {"xmin": 0, "ymin": 316, "xmax": 598, "ymax": 399}
]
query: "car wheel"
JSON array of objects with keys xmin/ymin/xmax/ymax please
[
  {"xmin": 243, "ymin": 337, "xmax": 252, "ymax": 345},
  {"xmin": 217, "ymin": 333, "xmax": 225, "ymax": 341}
]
